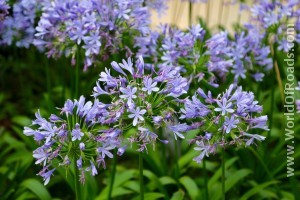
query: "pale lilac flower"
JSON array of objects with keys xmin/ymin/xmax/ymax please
[
  {"xmin": 223, "ymin": 116, "xmax": 239, "ymax": 134},
  {"xmin": 79, "ymin": 142, "xmax": 85, "ymax": 150},
  {"xmin": 214, "ymin": 98, "xmax": 234, "ymax": 115},
  {"xmin": 168, "ymin": 123, "xmax": 191, "ymax": 140},
  {"xmin": 77, "ymin": 157, "xmax": 82, "ymax": 169},
  {"xmin": 119, "ymin": 57, "xmax": 134, "ymax": 75},
  {"xmin": 193, "ymin": 141, "xmax": 210, "ymax": 164},
  {"xmin": 142, "ymin": 77, "xmax": 159, "ymax": 95},
  {"xmin": 120, "ymin": 86, "xmax": 137, "ymax": 106},
  {"xmin": 33, "ymin": 147, "xmax": 49, "ymax": 166},
  {"xmin": 72, "ymin": 123, "xmax": 84, "ymax": 141},
  {"xmin": 97, "ymin": 144, "xmax": 115, "ymax": 159},
  {"xmin": 244, "ymin": 133, "xmax": 266, "ymax": 146},
  {"xmin": 40, "ymin": 168, "xmax": 55, "ymax": 185},
  {"xmin": 86, "ymin": 161, "xmax": 98, "ymax": 176},
  {"xmin": 128, "ymin": 107, "xmax": 146, "ymax": 126}
]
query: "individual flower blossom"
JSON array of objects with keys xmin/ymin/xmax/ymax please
[
  {"xmin": 214, "ymin": 98, "xmax": 234, "ymax": 116},
  {"xmin": 24, "ymin": 96, "xmax": 120, "ymax": 185},
  {"xmin": 142, "ymin": 77, "xmax": 159, "ymax": 95},
  {"xmin": 92, "ymin": 56, "xmax": 188, "ymax": 152},
  {"xmin": 79, "ymin": 142, "xmax": 85, "ymax": 150},
  {"xmin": 180, "ymin": 84, "xmax": 268, "ymax": 163},
  {"xmin": 168, "ymin": 123, "xmax": 191, "ymax": 140},
  {"xmin": 71, "ymin": 123, "xmax": 84, "ymax": 141},
  {"xmin": 120, "ymin": 86, "xmax": 137, "ymax": 106},
  {"xmin": 223, "ymin": 116, "xmax": 239, "ymax": 134},
  {"xmin": 193, "ymin": 141, "xmax": 212, "ymax": 164},
  {"xmin": 39, "ymin": 167, "xmax": 55, "ymax": 186},
  {"xmin": 128, "ymin": 107, "xmax": 146, "ymax": 126}
]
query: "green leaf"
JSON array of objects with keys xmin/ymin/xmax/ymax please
[
  {"xmin": 240, "ymin": 180, "xmax": 279, "ymax": 200},
  {"xmin": 132, "ymin": 192, "xmax": 165, "ymax": 200},
  {"xmin": 208, "ymin": 157, "xmax": 238, "ymax": 188},
  {"xmin": 170, "ymin": 190, "xmax": 185, "ymax": 200},
  {"xmin": 111, "ymin": 187, "xmax": 133, "ymax": 198},
  {"xmin": 178, "ymin": 150, "xmax": 198, "ymax": 169},
  {"xmin": 113, "ymin": 169, "xmax": 136, "ymax": 187},
  {"xmin": 96, "ymin": 169, "xmax": 136, "ymax": 199},
  {"xmin": 225, "ymin": 169, "xmax": 252, "ymax": 192},
  {"xmin": 12, "ymin": 115, "xmax": 31, "ymax": 126},
  {"xmin": 159, "ymin": 176, "xmax": 177, "ymax": 186},
  {"xmin": 20, "ymin": 179, "xmax": 52, "ymax": 200},
  {"xmin": 123, "ymin": 180, "xmax": 139, "ymax": 193},
  {"xmin": 96, "ymin": 187, "xmax": 133, "ymax": 200},
  {"xmin": 179, "ymin": 176, "xmax": 199, "ymax": 200},
  {"xmin": 144, "ymin": 170, "xmax": 168, "ymax": 197}
]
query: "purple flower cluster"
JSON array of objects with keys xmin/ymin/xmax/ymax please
[
  {"xmin": 24, "ymin": 96, "xmax": 122, "ymax": 184},
  {"xmin": 230, "ymin": 26, "xmax": 273, "ymax": 82},
  {"xmin": 179, "ymin": 84, "xmax": 268, "ymax": 163},
  {"xmin": 23, "ymin": 56, "xmax": 189, "ymax": 184},
  {"xmin": 0, "ymin": 0, "xmax": 38, "ymax": 47},
  {"xmin": 206, "ymin": 28, "xmax": 273, "ymax": 82},
  {"xmin": 0, "ymin": 0, "xmax": 9, "ymax": 23},
  {"xmin": 33, "ymin": 0, "xmax": 167, "ymax": 70},
  {"xmin": 206, "ymin": 31, "xmax": 233, "ymax": 79},
  {"xmin": 250, "ymin": 0, "xmax": 300, "ymax": 52},
  {"xmin": 136, "ymin": 24, "xmax": 205, "ymax": 70},
  {"xmin": 92, "ymin": 56, "xmax": 188, "ymax": 151}
]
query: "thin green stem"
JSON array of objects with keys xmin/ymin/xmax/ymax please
[
  {"xmin": 221, "ymin": 148, "xmax": 225, "ymax": 200},
  {"xmin": 174, "ymin": 139, "xmax": 180, "ymax": 187},
  {"xmin": 73, "ymin": 155, "xmax": 80, "ymax": 200},
  {"xmin": 269, "ymin": 78, "xmax": 275, "ymax": 138},
  {"xmin": 203, "ymin": 159, "xmax": 209, "ymax": 200},
  {"xmin": 268, "ymin": 43, "xmax": 276, "ymax": 138},
  {"xmin": 108, "ymin": 149, "xmax": 117, "ymax": 200},
  {"xmin": 139, "ymin": 151, "xmax": 144, "ymax": 200}
]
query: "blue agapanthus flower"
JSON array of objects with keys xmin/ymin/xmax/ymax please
[
  {"xmin": 24, "ymin": 96, "xmax": 122, "ymax": 184},
  {"xmin": 180, "ymin": 84, "xmax": 268, "ymax": 163},
  {"xmin": 0, "ymin": 0, "xmax": 9, "ymax": 22},
  {"xmin": 0, "ymin": 0, "xmax": 39, "ymax": 47},
  {"xmin": 92, "ymin": 56, "xmax": 188, "ymax": 152},
  {"xmin": 33, "ymin": 0, "xmax": 168, "ymax": 70},
  {"xmin": 250, "ymin": 0, "xmax": 300, "ymax": 52}
]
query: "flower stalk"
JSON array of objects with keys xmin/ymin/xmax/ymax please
[
  {"xmin": 221, "ymin": 147, "xmax": 225, "ymax": 200},
  {"xmin": 108, "ymin": 149, "xmax": 117, "ymax": 200},
  {"xmin": 139, "ymin": 151, "xmax": 144, "ymax": 200},
  {"xmin": 203, "ymin": 159, "xmax": 209, "ymax": 200},
  {"xmin": 73, "ymin": 154, "xmax": 81, "ymax": 200}
]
